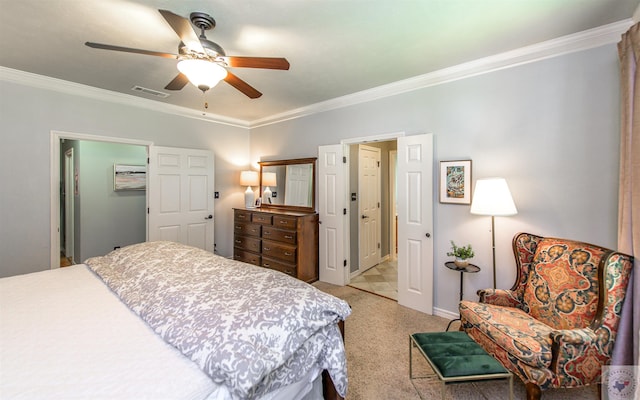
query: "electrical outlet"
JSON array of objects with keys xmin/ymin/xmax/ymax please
[{"xmin": 214, "ymin": 191, "xmax": 219, "ymax": 198}]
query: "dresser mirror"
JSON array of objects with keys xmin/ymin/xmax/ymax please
[{"xmin": 259, "ymin": 157, "xmax": 316, "ymax": 212}]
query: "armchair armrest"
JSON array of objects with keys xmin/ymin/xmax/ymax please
[
  {"xmin": 477, "ymin": 288, "xmax": 523, "ymax": 308},
  {"xmin": 549, "ymin": 327, "xmax": 609, "ymax": 386},
  {"xmin": 550, "ymin": 328, "xmax": 598, "ymax": 346}
]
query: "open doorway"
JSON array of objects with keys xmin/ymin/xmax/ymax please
[
  {"xmin": 50, "ymin": 131, "xmax": 151, "ymax": 269},
  {"xmin": 347, "ymin": 140, "xmax": 398, "ymax": 300},
  {"xmin": 318, "ymin": 133, "xmax": 434, "ymax": 314}
]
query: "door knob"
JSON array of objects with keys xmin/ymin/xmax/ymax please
[
  {"xmin": 425, "ymin": 233, "xmax": 431, "ymax": 238},
  {"xmin": 204, "ymin": 214, "xmax": 213, "ymax": 220},
  {"xmin": 361, "ymin": 215, "xmax": 369, "ymax": 219}
]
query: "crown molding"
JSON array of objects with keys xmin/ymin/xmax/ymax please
[
  {"xmin": 1, "ymin": 19, "xmax": 632, "ymax": 130},
  {"xmin": 250, "ymin": 19, "xmax": 633, "ymax": 128},
  {"xmin": 0, "ymin": 67, "xmax": 250, "ymax": 129}
]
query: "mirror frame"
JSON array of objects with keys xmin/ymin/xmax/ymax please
[{"xmin": 259, "ymin": 157, "xmax": 317, "ymax": 213}]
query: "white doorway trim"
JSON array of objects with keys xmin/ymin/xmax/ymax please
[
  {"xmin": 49, "ymin": 131, "xmax": 152, "ymax": 269},
  {"xmin": 63, "ymin": 148, "xmax": 74, "ymax": 263},
  {"xmin": 389, "ymin": 149, "xmax": 397, "ymax": 261},
  {"xmin": 341, "ymin": 131, "xmax": 405, "ymax": 145}
]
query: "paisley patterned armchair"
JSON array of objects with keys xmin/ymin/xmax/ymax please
[{"xmin": 459, "ymin": 232, "xmax": 634, "ymax": 400}]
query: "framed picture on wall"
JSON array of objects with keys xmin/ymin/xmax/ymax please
[
  {"xmin": 439, "ymin": 160, "xmax": 472, "ymax": 204},
  {"xmin": 114, "ymin": 164, "xmax": 146, "ymax": 191}
]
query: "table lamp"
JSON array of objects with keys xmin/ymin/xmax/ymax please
[
  {"xmin": 470, "ymin": 178, "xmax": 517, "ymax": 288},
  {"xmin": 262, "ymin": 172, "xmax": 277, "ymax": 204},
  {"xmin": 240, "ymin": 170, "xmax": 259, "ymax": 209}
]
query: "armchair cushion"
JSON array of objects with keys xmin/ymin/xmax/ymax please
[{"xmin": 460, "ymin": 300, "xmax": 553, "ymax": 369}]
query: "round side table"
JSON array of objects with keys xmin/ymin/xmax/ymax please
[{"xmin": 444, "ymin": 261, "xmax": 481, "ymax": 331}]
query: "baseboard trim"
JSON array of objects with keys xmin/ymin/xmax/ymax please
[{"xmin": 433, "ymin": 306, "xmax": 459, "ymax": 321}]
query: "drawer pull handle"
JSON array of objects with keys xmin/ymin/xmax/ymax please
[
  {"xmin": 235, "ymin": 240, "xmax": 241, "ymax": 243},
  {"xmin": 279, "ymin": 221, "xmax": 287, "ymax": 224},
  {"xmin": 263, "ymin": 263, "xmax": 270, "ymax": 267},
  {"xmin": 284, "ymin": 252, "xmax": 292, "ymax": 256},
  {"xmin": 284, "ymin": 235, "xmax": 293, "ymax": 239},
  {"xmin": 264, "ymin": 247, "xmax": 271, "ymax": 251},
  {"xmin": 264, "ymin": 232, "xmax": 271, "ymax": 235},
  {"xmin": 235, "ymin": 225, "xmax": 241, "ymax": 229},
  {"xmin": 251, "ymin": 229, "xmax": 257, "ymax": 233}
]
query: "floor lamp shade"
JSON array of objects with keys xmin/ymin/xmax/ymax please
[
  {"xmin": 240, "ymin": 170, "xmax": 259, "ymax": 209},
  {"xmin": 470, "ymin": 178, "xmax": 517, "ymax": 289},
  {"xmin": 470, "ymin": 178, "xmax": 518, "ymax": 216}
]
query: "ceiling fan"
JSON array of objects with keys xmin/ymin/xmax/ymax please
[{"xmin": 85, "ymin": 9, "xmax": 290, "ymax": 99}]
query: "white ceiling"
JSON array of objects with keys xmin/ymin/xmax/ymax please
[{"xmin": 1, "ymin": 0, "xmax": 638, "ymax": 124}]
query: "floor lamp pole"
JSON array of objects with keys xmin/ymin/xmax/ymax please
[{"xmin": 491, "ymin": 215, "xmax": 497, "ymax": 289}]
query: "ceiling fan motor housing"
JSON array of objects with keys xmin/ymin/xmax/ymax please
[{"xmin": 190, "ymin": 12, "xmax": 216, "ymax": 31}]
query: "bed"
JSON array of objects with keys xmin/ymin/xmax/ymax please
[{"xmin": 0, "ymin": 241, "xmax": 350, "ymax": 400}]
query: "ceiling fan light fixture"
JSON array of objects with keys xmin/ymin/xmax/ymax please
[{"xmin": 177, "ymin": 59, "xmax": 227, "ymax": 92}]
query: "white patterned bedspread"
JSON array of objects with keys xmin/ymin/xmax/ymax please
[{"xmin": 85, "ymin": 241, "xmax": 351, "ymax": 400}]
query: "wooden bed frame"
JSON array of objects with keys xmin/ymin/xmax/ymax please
[{"xmin": 322, "ymin": 319, "xmax": 345, "ymax": 400}]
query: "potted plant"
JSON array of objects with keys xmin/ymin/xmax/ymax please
[{"xmin": 447, "ymin": 241, "xmax": 474, "ymax": 268}]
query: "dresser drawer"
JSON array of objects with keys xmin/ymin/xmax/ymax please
[
  {"xmin": 233, "ymin": 235, "xmax": 261, "ymax": 252},
  {"xmin": 262, "ymin": 227, "xmax": 297, "ymax": 244},
  {"xmin": 261, "ymin": 256, "xmax": 296, "ymax": 277},
  {"xmin": 234, "ymin": 209, "xmax": 252, "ymax": 222},
  {"xmin": 272, "ymin": 215, "xmax": 297, "ymax": 230},
  {"xmin": 262, "ymin": 240, "xmax": 297, "ymax": 263},
  {"xmin": 252, "ymin": 213, "xmax": 273, "ymax": 225},
  {"xmin": 234, "ymin": 249, "xmax": 261, "ymax": 266},
  {"xmin": 234, "ymin": 222, "xmax": 261, "ymax": 237}
]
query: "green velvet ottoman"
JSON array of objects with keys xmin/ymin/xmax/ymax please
[{"xmin": 409, "ymin": 331, "xmax": 513, "ymax": 399}]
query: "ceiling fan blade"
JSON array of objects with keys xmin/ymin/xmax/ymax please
[
  {"xmin": 165, "ymin": 73, "xmax": 189, "ymax": 90},
  {"xmin": 85, "ymin": 42, "xmax": 177, "ymax": 59},
  {"xmin": 224, "ymin": 56, "xmax": 290, "ymax": 70},
  {"xmin": 158, "ymin": 9, "xmax": 205, "ymax": 54},
  {"xmin": 224, "ymin": 72, "xmax": 262, "ymax": 99}
]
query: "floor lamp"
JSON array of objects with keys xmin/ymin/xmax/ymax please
[{"xmin": 470, "ymin": 178, "xmax": 517, "ymax": 288}]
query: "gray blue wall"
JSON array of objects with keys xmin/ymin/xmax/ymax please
[{"xmin": 249, "ymin": 44, "xmax": 621, "ymax": 317}]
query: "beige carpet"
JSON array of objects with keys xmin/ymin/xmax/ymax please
[{"xmin": 314, "ymin": 282, "xmax": 600, "ymax": 400}]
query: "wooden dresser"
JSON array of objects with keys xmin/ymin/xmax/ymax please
[{"xmin": 233, "ymin": 208, "xmax": 319, "ymax": 283}]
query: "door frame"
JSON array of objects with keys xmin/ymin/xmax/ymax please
[
  {"xmin": 63, "ymin": 148, "xmax": 74, "ymax": 263},
  {"xmin": 389, "ymin": 149, "xmax": 397, "ymax": 261},
  {"xmin": 321, "ymin": 132, "xmax": 404, "ymax": 286},
  {"xmin": 49, "ymin": 131, "xmax": 152, "ymax": 269}
]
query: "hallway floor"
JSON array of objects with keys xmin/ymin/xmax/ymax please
[{"xmin": 348, "ymin": 259, "xmax": 398, "ymax": 300}]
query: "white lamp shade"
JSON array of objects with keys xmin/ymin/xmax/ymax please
[
  {"xmin": 177, "ymin": 59, "xmax": 228, "ymax": 91},
  {"xmin": 262, "ymin": 172, "xmax": 277, "ymax": 187},
  {"xmin": 470, "ymin": 178, "xmax": 518, "ymax": 216},
  {"xmin": 240, "ymin": 170, "xmax": 259, "ymax": 187}
]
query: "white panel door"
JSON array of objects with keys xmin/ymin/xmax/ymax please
[
  {"xmin": 397, "ymin": 134, "xmax": 434, "ymax": 314},
  {"xmin": 148, "ymin": 146, "xmax": 215, "ymax": 252},
  {"xmin": 358, "ymin": 145, "xmax": 381, "ymax": 271},
  {"xmin": 318, "ymin": 144, "xmax": 347, "ymax": 285}
]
